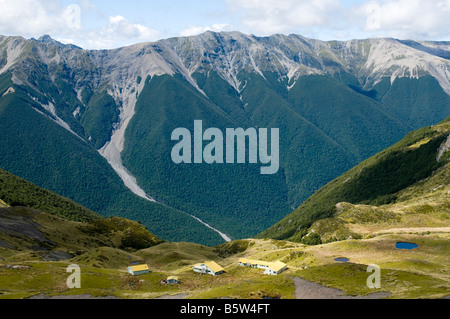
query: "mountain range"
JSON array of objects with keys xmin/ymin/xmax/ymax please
[
  {"xmin": 1, "ymin": 31, "xmax": 449, "ymax": 245},
  {"xmin": 0, "ymin": 117, "xmax": 448, "ymax": 299}
]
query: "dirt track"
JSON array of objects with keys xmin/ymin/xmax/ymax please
[{"xmin": 294, "ymin": 277, "xmax": 390, "ymax": 299}]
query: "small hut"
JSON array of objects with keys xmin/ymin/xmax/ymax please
[
  {"xmin": 128, "ymin": 264, "xmax": 150, "ymax": 276},
  {"xmin": 193, "ymin": 261, "xmax": 225, "ymax": 276}
]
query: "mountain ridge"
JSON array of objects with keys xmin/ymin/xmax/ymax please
[
  {"xmin": 259, "ymin": 117, "xmax": 450, "ymax": 241},
  {"xmin": 1, "ymin": 32, "xmax": 448, "ymax": 141},
  {"xmin": 2, "ymin": 32, "xmax": 450, "ymax": 97},
  {"xmin": 1, "ymin": 31, "xmax": 449, "ymax": 245}
]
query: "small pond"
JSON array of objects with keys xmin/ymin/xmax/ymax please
[
  {"xmin": 396, "ymin": 242, "xmax": 419, "ymax": 250},
  {"xmin": 334, "ymin": 257, "xmax": 349, "ymax": 263}
]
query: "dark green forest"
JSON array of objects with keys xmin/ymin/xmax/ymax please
[{"xmin": 1, "ymin": 56, "xmax": 449, "ymax": 245}]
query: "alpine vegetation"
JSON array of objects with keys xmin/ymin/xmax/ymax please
[
  {"xmin": 171, "ymin": 120, "xmax": 280, "ymax": 175},
  {"xmin": 1, "ymin": 32, "xmax": 450, "ymax": 245}
]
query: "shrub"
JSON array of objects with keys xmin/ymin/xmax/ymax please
[{"xmin": 301, "ymin": 233, "xmax": 322, "ymax": 246}]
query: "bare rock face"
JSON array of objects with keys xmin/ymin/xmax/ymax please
[
  {"xmin": 2, "ymin": 32, "xmax": 448, "ymax": 158},
  {"xmin": 437, "ymin": 134, "xmax": 450, "ymax": 162},
  {"xmin": 2, "ymin": 32, "xmax": 450, "ymax": 98},
  {"xmin": 0, "ymin": 32, "xmax": 449, "ymax": 244}
]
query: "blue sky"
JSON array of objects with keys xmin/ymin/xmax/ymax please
[{"xmin": 1, "ymin": 0, "xmax": 449, "ymax": 49}]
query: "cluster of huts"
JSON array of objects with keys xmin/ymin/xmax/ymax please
[
  {"xmin": 127, "ymin": 258, "xmax": 287, "ymax": 279},
  {"xmin": 192, "ymin": 259, "xmax": 287, "ymax": 276}
]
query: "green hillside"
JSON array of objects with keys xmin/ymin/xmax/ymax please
[
  {"xmin": 0, "ymin": 168, "xmax": 164, "ymax": 256},
  {"xmin": 121, "ymin": 70, "xmax": 425, "ymax": 240},
  {"xmin": 240, "ymin": 71, "xmax": 411, "ymax": 206},
  {"xmin": 0, "ymin": 74, "xmax": 225, "ymax": 245},
  {"xmin": 0, "ymin": 158, "xmax": 448, "ymax": 300},
  {"xmin": 122, "ymin": 74, "xmax": 291, "ymax": 239},
  {"xmin": 0, "ymin": 168, "xmax": 100, "ymax": 222},
  {"xmin": 2, "ymin": 67, "xmax": 449, "ymax": 244},
  {"xmin": 288, "ymin": 75, "xmax": 410, "ymax": 162},
  {"xmin": 80, "ymin": 90, "xmax": 120, "ymax": 150},
  {"xmin": 0, "ymin": 34, "xmax": 449, "ymax": 300},
  {"xmin": 259, "ymin": 117, "xmax": 450, "ymax": 241},
  {"xmin": 1, "ymin": 35, "xmax": 450, "ymax": 246},
  {"xmin": 377, "ymin": 76, "xmax": 450, "ymax": 129}
]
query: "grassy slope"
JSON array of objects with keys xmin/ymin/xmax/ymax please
[
  {"xmin": 258, "ymin": 118, "xmax": 450, "ymax": 241},
  {"xmin": 0, "ymin": 207, "xmax": 163, "ymax": 254},
  {"xmin": 309, "ymin": 164, "xmax": 450, "ymax": 243},
  {"xmin": 1, "ymin": 234, "xmax": 448, "ymax": 299},
  {"xmin": 0, "ymin": 161, "xmax": 447, "ymax": 299},
  {"xmin": 0, "ymin": 168, "xmax": 163, "ymax": 253}
]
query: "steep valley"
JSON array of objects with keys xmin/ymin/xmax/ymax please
[
  {"xmin": 0, "ymin": 117, "xmax": 448, "ymax": 299},
  {"xmin": 0, "ymin": 32, "xmax": 449, "ymax": 245}
]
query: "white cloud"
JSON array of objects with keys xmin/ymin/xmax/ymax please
[
  {"xmin": 353, "ymin": 0, "xmax": 450, "ymax": 40},
  {"xmin": 97, "ymin": 15, "xmax": 161, "ymax": 46},
  {"xmin": 0, "ymin": 0, "xmax": 80, "ymax": 36},
  {"xmin": 0, "ymin": 0, "xmax": 162, "ymax": 49},
  {"xmin": 70, "ymin": 18, "xmax": 161, "ymax": 50},
  {"xmin": 225, "ymin": 0, "xmax": 450, "ymax": 40},
  {"xmin": 226, "ymin": 0, "xmax": 342, "ymax": 35},
  {"xmin": 180, "ymin": 23, "xmax": 234, "ymax": 37},
  {"xmin": 63, "ymin": 4, "xmax": 82, "ymax": 30},
  {"xmin": 1, "ymin": 0, "xmax": 449, "ymax": 49}
]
